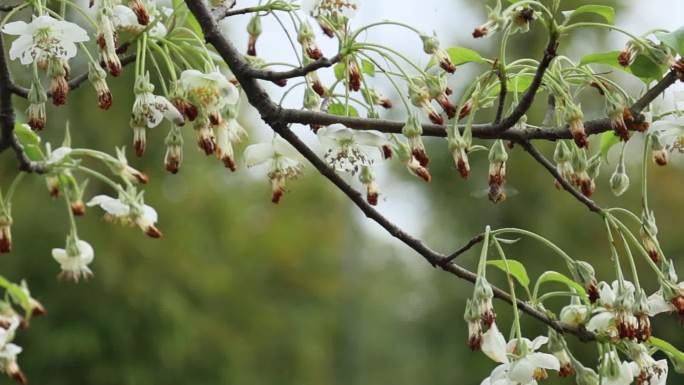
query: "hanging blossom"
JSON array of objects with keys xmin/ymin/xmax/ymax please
[
  {"xmin": 87, "ymin": 193, "xmax": 162, "ymax": 238},
  {"xmin": 2, "ymin": 15, "xmax": 89, "ymax": 66},
  {"xmin": 51, "ymin": 235, "xmax": 95, "ymax": 282},
  {"xmin": 130, "ymin": 74, "xmax": 185, "ymax": 156},
  {"xmin": 317, "ymin": 124, "xmax": 389, "ymax": 175},
  {"xmin": 244, "ymin": 136, "xmax": 304, "ymax": 204},
  {"xmin": 178, "ymin": 69, "xmax": 240, "ymax": 122},
  {"xmin": 647, "ymin": 262, "xmax": 684, "ymax": 319},
  {"xmin": 599, "ymin": 351, "xmax": 634, "ymax": 385},
  {"xmin": 625, "ymin": 343, "xmax": 668, "ymax": 385},
  {"xmin": 480, "ymin": 334, "xmax": 561, "ymax": 385},
  {"xmin": 0, "ymin": 318, "xmax": 25, "ymax": 384},
  {"xmin": 111, "ymin": 2, "xmax": 171, "ymax": 39},
  {"xmin": 586, "ymin": 280, "xmax": 649, "ymax": 341}
]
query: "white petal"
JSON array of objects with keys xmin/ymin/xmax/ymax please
[
  {"xmin": 481, "ymin": 324, "xmax": 509, "ymax": 364},
  {"xmin": 75, "ymin": 240, "xmax": 95, "ymax": 264},
  {"xmin": 244, "ymin": 143, "xmax": 276, "ymax": 167},
  {"xmin": 142, "ymin": 205, "xmax": 158, "ymax": 224},
  {"xmin": 51, "ymin": 248, "xmax": 67, "ymax": 260},
  {"xmin": 153, "ymin": 95, "xmax": 184, "ymax": 126},
  {"xmin": 355, "ymin": 130, "xmax": 388, "ymax": 148},
  {"xmin": 529, "ymin": 336, "xmax": 548, "ymax": 351},
  {"xmin": 87, "ymin": 195, "xmax": 130, "ymax": 216},
  {"xmin": 8, "ymin": 35, "xmax": 33, "ymax": 63},
  {"xmin": 508, "ymin": 357, "xmax": 537, "ymax": 384},
  {"xmin": 527, "ymin": 353, "xmax": 560, "ymax": 371},
  {"xmin": 598, "ymin": 281, "xmax": 616, "ymax": 307},
  {"xmin": 48, "ymin": 147, "xmax": 72, "ymax": 164},
  {"xmin": 1, "ymin": 20, "xmax": 28, "ymax": 35},
  {"xmin": 586, "ymin": 311, "xmax": 615, "ymax": 333},
  {"xmin": 648, "ymin": 292, "xmax": 674, "ymax": 316}
]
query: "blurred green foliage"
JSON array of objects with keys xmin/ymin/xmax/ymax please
[{"xmin": 0, "ymin": 1, "xmax": 683, "ymax": 384}]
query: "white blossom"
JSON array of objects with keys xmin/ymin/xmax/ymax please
[
  {"xmin": 87, "ymin": 195, "xmax": 161, "ymax": 238},
  {"xmin": 2, "ymin": 15, "xmax": 89, "ymax": 65},
  {"xmin": 245, "ymin": 136, "xmax": 303, "ymax": 203},
  {"xmin": 52, "ymin": 239, "xmax": 94, "ymax": 282},
  {"xmin": 317, "ymin": 124, "xmax": 388, "ymax": 174}
]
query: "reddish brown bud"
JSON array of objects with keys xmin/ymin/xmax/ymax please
[
  {"xmin": 51, "ymin": 76, "xmax": 69, "ymax": 106},
  {"xmin": 472, "ymin": 27, "xmax": 487, "ymax": 38},
  {"xmin": 382, "ymin": 145, "xmax": 393, "ymax": 160},
  {"xmin": 428, "ymin": 110, "xmax": 444, "ymax": 125},
  {"xmin": 71, "ymin": 201, "xmax": 86, "ymax": 216},
  {"xmin": 130, "ymin": 0, "xmax": 150, "ymax": 25},
  {"xmin": 145, "ymin": 225, "xmax": 162, "ymax": 239}
]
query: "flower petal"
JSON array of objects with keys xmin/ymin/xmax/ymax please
[
  {"xmin": 481, "ymin": 324, "xmax": 509, "ymax": 364},
  {"xmin": 244, "ymin": 143, "xmax": 275, "ymax": 167}
]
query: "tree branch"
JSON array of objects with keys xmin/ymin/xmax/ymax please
[
  {"xmin": 519, "ymin": 141, "xmax": 602, "ymax": 213},
  {"xmin": 247, "ymin": 54, "xmax": 342, "ymax": 82},
  {"xmin": 185, "ymin": 0, "xmax": 596, "ymax": 342},
  {"xmin": 494, "ymin": 32, "xmax": 558, "ymax": 131}
]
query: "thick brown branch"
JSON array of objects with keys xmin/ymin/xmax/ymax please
[{"xmin": 185, "ymin": 0, "xmax": 596, "ymax": 342}]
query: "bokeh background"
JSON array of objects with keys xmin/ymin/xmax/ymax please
[{"xmin": 1, "ymin": 0, "xmax": 684, "ymax": 384}]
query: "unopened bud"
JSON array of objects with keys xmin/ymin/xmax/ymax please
[{"xmin": 610, "ymin": 159, "xmax": 629, "ymax": 196}]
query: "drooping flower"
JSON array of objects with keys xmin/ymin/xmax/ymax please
[
  {"xmin": 95, "ymin": 3, "xmax": 122, "ymax": 76},
  {"xmin": 2, "ymin": 15, "xmax": 89, "ymax": 65},
  {"xmin": 480, "ymin": 334, "xmax": 561, "ymax": 385},
  {"xmin": 111, "ymin": 147, "xmax": 149, "ymax": 184},
  {"xmin": 216, "ymin": 118, "xmax": 248, "ymax": 171},
  {"xmin": 487, "ymin": 140, "xmax": 508, "ymax": 204},
  {"xmin": 599, "ymin": 351, "xmax": 634, "ymax": 385},
  {"xmin": 587, "ymin": 281, "xmax": 640, "ymax": 340},
  {"xmin": 473, "ymin": 1, "xmax": 504, "ymax": 38},
  {"xmin": 358, "ymin": 165, "xmax": 379, "ymax": 206},
  {"xmin": 131, "ymin": 74, "xmax": 185, "ymax": 156},
  {"xmin": 164, "ymin": 126, "xmax": 184, "ymax": 174},
  {"xmin": 0, "ymin": 319, "xmax": 25, "ymax": 384},
  {"xmin": 244, "ymin": 136, "xmax": 304, "ymax": 203},
  {"xmin": 51, "ymin": 236, "xmax": 95, "ymax": 282},
  {"xmin": 179, "ymin": 69, "xmax": 240, "ymax": 121},
  {"xmin": 87, "ymin": 194, "xmax": 162, "ymax": 238},
  {"xmin": 317, "ymin": 124, "xmax": 388, "ymax": 175},
  {"xmin": 26, "ymin": 81, "xmax": 47, "ymax": 131},
  {"xmin": 420, "ymin": 33, "xmax": 456, "ymax": 73}
]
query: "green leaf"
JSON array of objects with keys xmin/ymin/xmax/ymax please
[
  {"xmin": 580, "ymin": 51, "xmax": 665, "ymax": 83},
  {"xmin": 650, "ymin": 337, "xmax": 684, "ymax": 374},
  {"xmin": 562, "ymin": 5, "xmax": 615, "ymax": 24},
  {"xmin": 656, "ymin": 27, "xmax": 684, "ymax": 57},
  {"xmin": 0, "ymin": 276, "xmax": 30, "ymax": 316},
  {"xmin": 599, "ymin": 131, "xmax": 621, "ymax": 160},
  {"xmin": 334, "ymin": 63, "xmax": 346, "ymax": 81},
  {"xmin": 487, "ymin": 259, "xmax": 530, "ymax": 289},
  {"xmin": 327, "ymin": 103, "xmax": 359, "ymax": 117},
  {"xmin": 14, "ymin": 123, "xmax": 45, "ymax": 161},
  {"xmin": 630, "ymin": 54, "xmax": 665, "ymax": 81},
  {"xmin": 186, "ymin": 13, "xmax": 204, "ymax": 38},
  {"xmin": 535, "ymin": 271, "xmax": 588, "ymax": 302},
  {"xmin": 445, "ymin": 47, "xmax": 484, "ymax": 66},
  {"xmin": 361, "ymin": 59, "xmax": 375, "ymax": 77}
]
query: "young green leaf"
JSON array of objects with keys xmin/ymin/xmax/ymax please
[
  {"xmin": 14, "ymin": 123, "xmax": 45, "ymax": 161},
  {"xmin": 361, "ymin": 59, "xmax": 376, "ymax": 77},
  {"xmin": 656, "ymin": 27, "xmax": 684, "ymax": 57},
  {"xmin": 334, "ymin": 63, "xmax": 347, "ymax": 81},
  {"xmin": 599, "ymin": 131, "xmax": 621, "ymax": 160},
  {"xmin": 562, "ymin": 5, "xmax": 615, "ymax": 24},
  {"xmin": 327, "ymin": 103, "xmax": 359, "ymax": 117},
  {"xmin": 487, "ymin": 259, "xmax": 530, "ymax": 289},
  {"xmin": 534, "ymin": 271, "xmax": 588, "ymax": 302},
  {"xmin": 580, "ymin": 51, "xmax": 665, "ymax": 83},
  {"xmin": 446, "ymin": 47, "xmax": 484, "ymax": 66}
]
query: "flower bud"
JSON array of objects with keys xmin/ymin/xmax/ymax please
[
  {"xmin": 26, "ymin": 81, "xmax": 47, "ymax": 131},
  {"xmin": 402, "ymin": 115, "xmax": 429, "ymax": 167},
  {"xmin": 246, "ymin": 15, "xmax": 262, "ymax": 56},
  {"xmin": 464, "ymin": 299, "xmax": 483, "ymax": 351},
  {"xmin": 409, "ymin": 80, "xmax": 444, "ymax": 125},
  {"xmin": 298, "ymin": 22, "xmax": 322, "ymax": 60},
  {"xmin": 640, "ymin": 210, "xmax": 662, "ymax": 265},
  {"xmin": 347, "ymin": 60, "xmax": 361, "ymax": 92},
  {"xmin": 362, "ymin": 88, "xmax": 392, "ymax": 109},
  {"xmin": 131, "ymin": 122, "xmax": 146, "ymax": 157},
  {"xmin": 96, "ymin": 7, "xmax": 122, "ymax": 76},
  {"xmin": 359, "ymin": 166, "xmax": 379, "ymax": 206},
  {"xmin": 48, "ymin": 59, "xmax": 70, "ymax": 106},
  {"xmin": 0, "ymin": 216, "xmax": 11, "ymax": 254},
  {"xmin": 394, "ymin": 139, "xmax": 431, "ymax": 182},
  {"xmin": 195, "ymin": 120, "xmax": 216, "ymax": 155},
  {"xmin": 609, "ymin": 105, "xmax": 632, "ymax": 142},
  {"xmin": 88, "ymin": 64, "xmax": 112, "ymax": 110},
  {"xmin": 306, "ymin": 67, "xmax": 326, "ymax": 97},
  {"xmin": 511, "ymin": 6, "xmax": 536, "ymax": 34},
  {"xmin": 129, "ymin": 0, "xmax": 150, "ymax": 25},
  {"xmin": 164, "ymin": 126, "xmax": 184, "ymax": 174},
  {"xmin": 618, "ymin": 40, "xmax": 641, "ymax": 67},
  {"xmin": 610, "ymin": 158, "xmax": 629, "ymax": 196},
  {"xmin": 566, "ymin": 106, "xmax": 587, "ymax": 148},
  {"xmin": 573, "ymin": 260, "xmax": 599, "ymax": 303},
  {"xmin": 651, "ymin": 133, "xmax": 669, "ymax": 166}
]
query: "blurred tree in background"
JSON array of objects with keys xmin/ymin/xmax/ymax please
[{"xmin": 0, "ymin": 0, "xmax": 683, "ymax": 384}]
